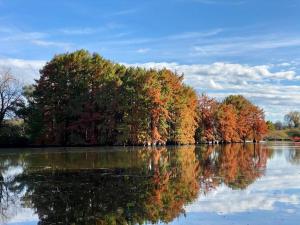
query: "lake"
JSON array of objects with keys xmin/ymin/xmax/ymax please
[{"xmin": 0, "ymin": 142, "xmax": 299, "ymax": 225}]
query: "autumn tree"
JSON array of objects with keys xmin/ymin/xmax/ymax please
[
  {"xmin": 196, "ymin": 94, "xmax": 268, "ymax": 143},
  {"xmin": 250, "ymin": 106, "xmax": 268, "ymax": 142},
  {"xmin": 216, "ymin": 104, "xmax": 238, "ymax": 142},
  {"xmin": 22, "ymin": 50, "xmax": 269, "ymax": 145},
  {"xmin": 172, "ymin": 86, "xmax": 198, "ymax": 144},
  {"xmin": 116, "ymin": 66, "xmax": 151, "ymax": 145},
  {"xmin": 28, "ymin": 50, "xmax": 198, "ymax": 145},
  {"xmin": 223, "ymin": 95, "xmax": 267, "ymax": 142},
  {"xmin": 196, "ymin": 94, "xmax": 218, "ymax": 142}
]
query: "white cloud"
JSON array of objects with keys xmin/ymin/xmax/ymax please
[
  {"xmin": 125, "ymin": 62, "xmax": 300, "ymax": 84},
  {"xmin": 277, "ymin": 62, "xmax": 292, "ymax": 67},
  {"xmin": 125, "ymin": 61, "xmax": 300, "ymax": 121},
  {"xmin": 0, "ymin": 58, "xmax": 45, "ymax": 83},
  {"xmin": 209, "ymin": 79, "xmax": 223, "ymax": 89},
  {"xmin": 136, "ymin": 48, "xmax": 150, "ymax": 54}
]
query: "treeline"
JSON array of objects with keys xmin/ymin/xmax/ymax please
[
  {"xmin": 0, "ymin": 50, "xmax": 267, "ymax": 146},
  {"xmin": 265, "ymin": 111, "xmax": 300, "ymax": 141},
  {"xmin": 197, "ymin": 94, "xmax": 268, "ymax": 143},
  {"xmin": 266, "ymin": 111, "xmax": 300, "ymax": 131}
]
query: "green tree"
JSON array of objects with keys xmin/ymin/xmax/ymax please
[{"xmin": 28, "ymin": 50, "xmax": 199, "ymax": 146}]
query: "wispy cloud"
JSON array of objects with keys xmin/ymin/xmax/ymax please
[
  {"xmin": 109, "ymin": 8, "xmax": 138, "ymax": 16},
  {"xmin": 0, "ymin": 27, "xmax": 46, "ymax": 42},
  {"xmin": 191, "ymin": 0, "xmax": 246, "ymax": 5},
  {"xmin": 31, "ymin": 40, "xmax": 71, "ymax": 49},
  {"xmin": 87, "ymin": 28, "xmax": 224, "ymax": 50},
  {"xmin": 0, "ymin": 25, "xmax": 72, "ymax": 50},
  {"xmin": 77, "ymin": 27, "xmax": 300, "ymax": 65},
  {"xmin": 165, "ymin": 28, "xmax": 224, "ymax": 40},
  {"xmin": 59, "ymin": 27, "xmax": 100, "ymax": 35},
  {"xmin": 191, "ymin": 35, "xmax": 300, "ymax": 57},
  {"xmin": 136, "ymin": 48, "xmax": 150, "ymax": 54}
]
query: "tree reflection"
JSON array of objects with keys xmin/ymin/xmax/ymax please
[
  {"xmin": 8, "ymin": 146, "xmax": 200, "ymax": 225},
  {"xmin": 0, "ymin": 156, "xmax": 25, "ymax": 224},
  {"xmin": 0, "ymin": 144, "xmax": 273, "ymax": 225},
  {"xmin": 287, "ymin": 144, "xmax": 300, "ymax": 165},
  {"xmin": 197, "ymin": 144, "xmax": 271, "ymax": 192}
]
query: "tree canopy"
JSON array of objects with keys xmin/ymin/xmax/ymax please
[
  {"xmin": 197, "ymin": 94, "xmax": 268, "ymax": 143},
  {"xmin": 26, "ymin": 50, "xmax": 198, "ymax": 146},
  {"xmin": 0, "ymin": 50, "xmax": 269, "ymax": 146}
]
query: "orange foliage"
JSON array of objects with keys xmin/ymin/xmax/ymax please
[
  {"xmin": 217, "ymin": 104, "xmax": 239, "ymax": 142},
  {"xmin": 197, "ymin": 95, "xmax": 268, "ymax": 143},
  {"xmin": 198, "ymin": 94, "xmax": 218, "ymax": 142}
]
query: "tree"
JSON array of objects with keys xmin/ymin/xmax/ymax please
[
  {"xmin": 16, "ymin": 85, "xmax": 45, "ymax": 143},
  {"xmin": 266, "ymin": 121, "xmax": 275, "ymax": 131},
  {"xmin": 172, "ymin": 86, "xmax": 198, "ymax": 144},
  {"xmin": 236, "ymin": 106, "xmax": 253, "ymax": 142},
  {"xmin": 0, "ymin": 69, "xmax": 22, "ymax": 127},
  {"xmin": 274, "ymin": 121, "xmax": 284, "ymax": 130},
  {"xmin": 216, "ymin": 104, "xmax": 238, "ymax": 142},
  {"xmin": 284, "ymin": 111, "xmax": 300, "ymax": 128},
  {"xmin": 23, "ymin": 50, "xmax": 270, "ymax": 145},
  {"xmin": 223, "ymin": 95, "xmax": 267, "ymax": 142},
  {"xmin": 248, "ymin": 106, "xmax": 268, "ymax": 142},
  {"xmin": 223, "ymin": 95, "xmax": 252, "ymax": 113},
  {"xmin": 29, "ymin": 50, "xmax": 199, "ymax": 145},
  {"xmin": 196, "ymin": 94, "xmax": 218, "ymax": 142}
]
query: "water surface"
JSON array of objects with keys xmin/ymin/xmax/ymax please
[{"xmin": 0, "ymin": 143, "xmax": 299, "ymax": 225}]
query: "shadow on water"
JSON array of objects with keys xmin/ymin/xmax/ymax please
[{"xmin": 0, "ymin": 144, "xmax": 275, "ymax": 225}]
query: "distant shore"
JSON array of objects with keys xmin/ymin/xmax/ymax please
[{"xmin": 265, "ymin": 128, "xmax": 300, "ymax": 141}]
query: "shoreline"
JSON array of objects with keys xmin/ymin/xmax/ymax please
[{"xmin": 0, "ymin": 140, "xmax": 295, "ymax": 149}]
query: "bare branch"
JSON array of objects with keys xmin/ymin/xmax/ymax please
[{"xmin": 0, "ymin": 68, "xmax": 22, "ymax": 126}]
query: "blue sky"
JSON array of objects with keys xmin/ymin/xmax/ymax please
[{"xmin": 0, "ymin": 0, "xmax": 300, "ymax": 121}]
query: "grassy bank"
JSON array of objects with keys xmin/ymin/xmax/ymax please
[{"xmin": 266, "ymin": 128, "xmax": 300, "ymax": 141}]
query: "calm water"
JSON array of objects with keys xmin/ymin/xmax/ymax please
[{"xmin": 0, "ymin": 142, "xmax": 300, "ymax": 225}]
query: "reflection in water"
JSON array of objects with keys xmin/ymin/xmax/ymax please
[
  {"xmin": 0, "ymin": 144, "xmax": 279, "ymax": 225},
  {"xmin": 1, "ymin": 147, "xmax": 200, "ymax": 225},
  {"xmin": 197, "ymin": 144, "xmax": 271, "ymax": 193},
  {"xmin": 287, "ymin": 144, "xmax": 300, "ymax": 165}
]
